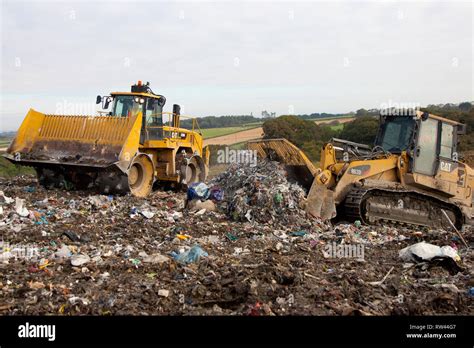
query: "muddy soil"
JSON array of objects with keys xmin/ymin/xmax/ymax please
[{"xmin": 0, "ymin": 175, "xmax": 472, "ymax": 316}]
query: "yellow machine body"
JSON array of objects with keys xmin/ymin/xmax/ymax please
[
  {"xmin": 249, "ymin": 111, "xmax": 474, "ymax": 228},
  {"xmin": 4, "ymin": 82, "xmax": 209, "ymax": 197}
]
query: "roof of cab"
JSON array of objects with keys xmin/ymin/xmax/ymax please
[
  {"xmin": 415, "ymin": 110, "xmax": 462, "ymax": 125},
  {"xmin": 110, "ymin": 92, "xmax": 162, "ymax": 99}
]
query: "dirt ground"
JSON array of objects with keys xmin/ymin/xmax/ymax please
[
  {"xmin": 203, "ymin": 127, "xmax": 264, "ymax": 146},
  {"xmin": 0, "ymin": 174, "xmax": 472, "ymax": 316},
  {"xmin": 203, "ymin": 118, "xmax": 355, "ymax": 146}
]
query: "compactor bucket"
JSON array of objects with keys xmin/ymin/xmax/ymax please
[
  {"xmin": 305, "ymin": 182, "xmax": 337, "ymax": 220},
  {"xmin": 248, "ymin": 138, "xmax": 318, "ymax": 191},
  {"xmin": 4, "ymin": 109, "xmax": 142, "ymax": 192}
]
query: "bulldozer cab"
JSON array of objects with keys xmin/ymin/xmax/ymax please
[
  {"xmin": 104, "ymin": 82, "xmax": 169, "ymax": 142},
  {"xmin": 375, "ymin": 111, "xmax": 466, "ymax": 180}
]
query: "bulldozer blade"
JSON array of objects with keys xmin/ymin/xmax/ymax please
[
  {"xmin": 248, "ymin": 138, "xmax": 319, "ymax": 191},
  {"xmin": 305, "ymin": 182, "xmax": 337, "ymax": 221},
  {"xmin": 4, "ymin": 109, "xmax": 142, "ymax": 174}
]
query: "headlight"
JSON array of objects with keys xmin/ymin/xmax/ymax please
[
  {"xmin": 134, "ymin": 97, "xmax": 139, "ymax": 103},
  {"xmin": 139, "ymin": 98, "xmax": 145, "ymax": 104}
]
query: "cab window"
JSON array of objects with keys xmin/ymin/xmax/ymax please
[
  {"xmin": 376, "ymin": 117, "xmax": 415, "ymax": 153},
  {"xmin": 440, "ymin": 123, "xmax": 454, "ymax": 159},
  {"xmin": 145, "ymin": 99, "xmax": 163, "ymax": 126},
  {"xmin": 113, "ymin": 95, "xmax": 143, "ymax": 117}
]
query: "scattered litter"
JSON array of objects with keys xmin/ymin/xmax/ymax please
[
  {"xmin": 38, "ymin": 258, "xmax": 49, "ymax": 269},
  {"xmin": 166, "ymin": 211, "xmax": 183, "ymax": 222},
  {"xmin": 209, "ymin": 187, "xmax": 224, "ymax": 201},
  {"xmin": 143, "ymin": 253, "xmax": 169, "ymax": 264},
  {"xmin": 0, "ymin": 191, "xmax": 14, "ymax": 204},
  {"xmin": 69, "ymin": 297, "xmax": 90, "ymax": 306},
  {"xmin": 158, "ymin": 289, "xmax": 170, "ymax": 297},
  {"xmin": 176, "ymin": 234, "xmax": 190, "ymax": 241},
  {"xmin": 62, "ymin": 231, "xmax": 81, "ymax": 243},
  {"xmin": 15, "ymin": 197, "xmax": 29, "ymax": 217},
  {"xmin": 88, "ymin": 195, "xmax": 109, "ymax": 208},
  {"xmin": 290, "ymin": 231, "xmax": 306, "ymax": 237},
  {"xmin": 368, "ymin": 266, "xmax": 394, "ymax": 286},
  {"xmin": 187, "ymin": 199, "xmax": 216, "ymax": 212},
  {"xmin": 28, "ymin": 281, "xmax": 45, "ymax": 289},
  {"xmin": 399, "ymin": 242, "xmax": 461, "ymax": 263},
  {"xmin": 55, "ymin": 245, "xmax": 72, "ymax": 259},
  {"xmin": 172, "ymin": 245, "xmax": 208, "ymax": 264},
  {"xmin": 187, "ymin": 183, "xmax": 210, "ymax": 201},
  {"xmin": 226, "ymin": 233, "xmax": 238, "ymax": 242},
  {"xmin": 70, "ymin": 254, "xmax": 90, "ymax": 267},
  {"xmin": 140, "ymin": 210, "xmax": 155, "ymax": 219},
  {"xmin": 24, "ymin": 186, "xmax": 36, "ymax": 193},
  {"xmin": 130, "ymin": 258, "xmax": 141, "ymax": 266},
  {"xmin": 431, "ymin": 283, "xmax": 460, "ymax": 293}
]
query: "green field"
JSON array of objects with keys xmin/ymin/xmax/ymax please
[
  {"xmin": 0, "ymin": 155, "xmax": 35, "ymax": 178},
  {"xmin": 0, "ymin": 139, "xmax": 12, "ymax": 148},
  {"xmin": 328, "ymin": 123, "xmax": 344, "ymax": 131},
  {"xmin": 201, "ymin": 126, "xmax": 258, "ymax": 139},
  {"xmin": 308, "ymin": 115, "xmax": 354, "ymax": 122}
]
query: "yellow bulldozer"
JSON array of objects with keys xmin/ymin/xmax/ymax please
[
  {"xmin": 249, "ymin": 110, "xmax": 474, "ymax": 229},
  {"xmin": 4, "ymin": 81, "xmax": 209, "ymax": 197}
]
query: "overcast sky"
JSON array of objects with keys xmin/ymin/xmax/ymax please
[{"xmin": 1, "ymin": 0, "xmax": 472, "ymax": 131}]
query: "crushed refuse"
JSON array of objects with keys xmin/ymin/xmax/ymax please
[
  {"xmin": 210, "ymin": 161, "xmax": 310, "ymax": 226},
  {"xmin": 399, "ymin": 242, "xmax": 461, "ymax": 263},
  {"xmin": 0, "ymin": 169, "xmax": 472, "ymax": 315}
]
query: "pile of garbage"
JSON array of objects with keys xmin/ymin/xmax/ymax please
[
  {"xmin": 0, "ymin": 174, "xmax": 472, "ymax": 316},
  {"xmin": 210, "ymin": 160, "xmax": 309, "ymax": 225}
]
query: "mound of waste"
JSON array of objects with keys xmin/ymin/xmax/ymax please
[{"xmin": 211, "ymin": 160, "xmax": 312, "ymax": 225}]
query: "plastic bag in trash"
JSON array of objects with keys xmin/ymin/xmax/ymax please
[
  {"xmin": 209, "ymin": 187, "xmax": 224, "ymax": 201},
  {"xmin": 172, "ymin": 245, "xmax": 208, "ymax": 264},
  {"xmin": 399, "ymin": 242, "xmax": 461, "ymax": 263},
  {"xmin": 187, "ymin": 183, "xmax": 210, "ymax": 201}
]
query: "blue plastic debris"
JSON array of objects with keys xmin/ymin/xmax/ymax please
[
  {"xmin": 290, "ymin": 231, "xmax": 307, "ymax": 237},
  {"xmin": 210, "ymin": 187, "xmax": 224, "ymax": 201},
  {"xmin": 187, "ymin": 183, "xmax": 210, "ymax": 201},
  {"xmin": 173, "ymin": 245, "xmax": 208, "ymax": 264}
]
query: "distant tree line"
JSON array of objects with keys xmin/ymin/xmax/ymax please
[{"xmin": 262, "ymin": 116, "xmax": 339, "ymax": 161}]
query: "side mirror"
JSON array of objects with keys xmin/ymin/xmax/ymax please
[
  {"xmin": 96, "ymin": 95, "xmax": 102, "ymax": 104},
  {"xmin": 173, "ymin": 104, "xmax": 181, "ymax": 116},
  {"xmin": 421, "ymin": 112, "xmax": 429, "ymax": 121},
  {"xmin": 104, "ymin": 98, "xmax": 111, "ymax": 109}
]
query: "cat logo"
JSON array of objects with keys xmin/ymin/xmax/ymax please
[{"xmin": 440, "ymin": 161, "xmax": 453, "ymax": 173}]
